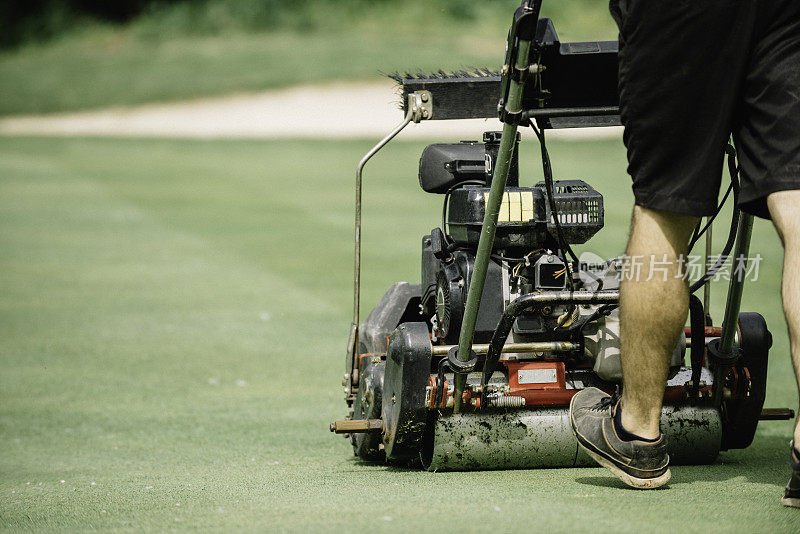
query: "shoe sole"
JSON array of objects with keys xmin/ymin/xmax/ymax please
[
  {"xmin": 569, "ymin": 394, "xmax": 671, "ymax": 490},
  {"xmin": 578, "ymin": 442, "xmax": 671, "ymax": 489},
  {"xmin": 782, "ymin": 496, "xmax": 800, "ymax": 508}
]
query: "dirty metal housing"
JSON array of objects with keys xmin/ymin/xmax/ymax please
[
  {"xmin": 423, "ymin": 404, "xmax": 721, "ymax": 471},
  {"xmin": 382, "ymin": 322, "xmax": 433, "ymax": 460}
]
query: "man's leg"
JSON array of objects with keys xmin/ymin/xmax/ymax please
[
  {"xmin": 767, "ymin": 191, "xmax": 800, "ymax": 445},
  {"xmin": 569, "ymin": 205, "xmax": 699, "ymax": 489},
  {"xmin": 767, "ymin": 191, "xmax": 800, "ymax": 508},
  {"xmin": 618, "ymin": 206, "xmax": 699, "ymax": 439}
]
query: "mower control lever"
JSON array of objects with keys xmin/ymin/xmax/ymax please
[{"xmin": 453, "ymin": 0, "xmax": 542, "ymax": 413}]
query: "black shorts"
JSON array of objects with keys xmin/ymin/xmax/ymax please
[{"xmin": 610, "ymin": 0, "xmax": 800, "ymax": 219}]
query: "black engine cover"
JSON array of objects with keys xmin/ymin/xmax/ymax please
[
  {"xmin": 417, "ymin": 131, "xmax": 520, "ymax": 194},
  {"xmin": 422, "ymin": 246, "xmax": 505, "ymax": 344},
  {"xmin": 446, "ymin": 186, "xmax": 550, "ymax": 250}
]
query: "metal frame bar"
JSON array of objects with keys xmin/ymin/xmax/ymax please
[
  {"xmin": 432, "ymin": 341, "xmax": 577, "ymax": 357},
  {"xmin": 522, "ymin": 106, "xmax": 619, "ymax": 119},
  {"xmin": 345, "ymin": 92, "xmax": 432, "ymax": 394},
  {"xmin": 704, "ymin": 218, "xmax": 713, "ymax": 316},
  {"xmin": 712, "ymin": 213, "xmax": 755, "ymax": 405}
]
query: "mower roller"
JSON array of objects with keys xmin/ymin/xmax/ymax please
[{"xmin": 331, "ymin": 0, "xmax": 794, "ymax": 471}]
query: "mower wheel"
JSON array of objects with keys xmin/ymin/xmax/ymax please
[
  {"xmin": 351, "ymin": 357, "xmax": 386, "ymax": 461},
  {"xmin": 720, "ymin": 312, "xmax": 772, "ymax": 450}
]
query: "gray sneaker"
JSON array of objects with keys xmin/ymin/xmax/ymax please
[
  {"xmin": 782, "ymin": 441, "xmax": 800, "ymax": 508},
  {"xmin": 569, "ymin": 387, "xmax": 671, "ymax": 489}
]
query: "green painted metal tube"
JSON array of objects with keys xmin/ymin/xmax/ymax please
[
  {"xmin": 719, "ymin": 213, "xmax": 754, "ymax": 355},
  {"xmin": 453, "ymin": 39, "xmax": 532, "ymax": 413},
  {"xmin": 712, "ymin": 212, "xmax": 754, "ymax": 406}
]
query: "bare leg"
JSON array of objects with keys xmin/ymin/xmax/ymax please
[
  {"xmin": 619, "ymin": 206, "xmax": 699, "ymax": 439},
  {"xmin": 767, "ymin": 191, "xmax": 800, "ymax": 445}
]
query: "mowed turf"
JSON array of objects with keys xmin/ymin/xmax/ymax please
[{"xmin": 0, "ymin": 135, "xmax": 798, "ymax": 532}]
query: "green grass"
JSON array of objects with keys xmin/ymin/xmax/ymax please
[
  {"xmin": 0, "ymin": 1, "xmax": 617, "ymax": 116},
  {"xmin": 0, "ymin": 135, "xmax": 797, "ymax": 531}
]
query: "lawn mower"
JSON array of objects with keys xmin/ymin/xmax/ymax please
[{"xmin": 330, "ymin": 0, "xmax": 794, "ymax": 470}]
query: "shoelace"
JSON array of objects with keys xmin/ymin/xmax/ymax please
[{"xmin": 592, "ymin": 391, "xmax": 620, "ymax": 412}]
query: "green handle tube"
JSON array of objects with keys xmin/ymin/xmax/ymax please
[{"xmin": 453, "ymin": 39, "xmax": 532, "ymax": 413}]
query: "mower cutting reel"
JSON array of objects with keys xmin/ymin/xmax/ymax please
[
  {"xmin": 425, "ymin": 404, "xmax": 722, "ymax": 471},
  {"xmin": 331, "ymin": 0, "xmax": 794, "ymax": 471}
]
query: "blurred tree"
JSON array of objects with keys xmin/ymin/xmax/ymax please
[
  {"xmin": 0, "ymin": 1, "xmax": 599, "ymax": 49},
  {"xmin": 1, "ymin": 0, "xmax": 159, "ymax": 48}
]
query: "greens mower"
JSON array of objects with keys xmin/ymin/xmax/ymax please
[{"xmin": 330, "ymin": 0, "xmax": 793, "ymax": 470}]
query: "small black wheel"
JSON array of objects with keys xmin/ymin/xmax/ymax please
[
  {"xmin": 351, "ymin": 356, "xmax": 386, "ymax": 461},
  {"xmin": 720, "ymin": 312, "xmax": 772, "ymax": 450}
]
